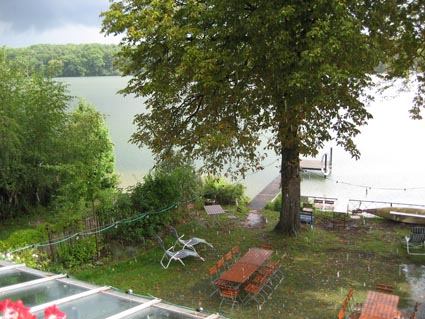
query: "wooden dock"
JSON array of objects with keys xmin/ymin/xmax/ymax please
[
  {"xmin": 248, "ymin": 150, "xmax": 332, "ymax": 210},
  {"xmin": 249, "ymin": 176, "xmax": 281, "ymax": 210},
  {"xmin": 300, "ymin": 148, "xmax": 332, "ymax": 176},
  {"xmin": 300, "ymin": 159, "xmax": 322, "ymax": 171}
]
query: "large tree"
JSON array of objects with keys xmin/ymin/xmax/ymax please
[
  {"xmin": 56, "ymin": 100, "xmax": 118, "ymax": 210},
  {"xmin": 0, "ymin": 51, "xmax": 70, "ymax": 216},
  {"xmin": 102, "ymin": 0, "xmax": 423, "ymax": 235}
]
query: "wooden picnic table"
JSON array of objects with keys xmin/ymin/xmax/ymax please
[
  {"xmin": 217, "ymin": 248, "xmax": 274, "ymax": 285},
  {"xmin": 359, "ymin": 290, "xmax": 401, "ymax": 319},
  {"xmin": 237, "ymin": 248, "xmax": 274, "ymax": 266}
]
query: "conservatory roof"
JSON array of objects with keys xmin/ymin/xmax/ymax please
[{"xmin": 0, "ymin": 261, "xmax": 222, "ymax": 319}]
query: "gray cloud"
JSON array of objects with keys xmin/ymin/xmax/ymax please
[{"xmin": 0, "ymin": 0, "xmax": 110, "ymax": 32}]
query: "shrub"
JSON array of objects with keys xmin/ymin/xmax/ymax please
[
  {"xmin": 0, "ymin": 228, "xmax": 49, "ymax": 269},
  {"xmin": 55, "ymin": 236, "xmax": 100, "ymax": 269},
  {"xmin": 99, "ymin": 154, "xmax": 202, "ymax": 244},
  {"xmin": 202, "ymin": 177, "xmax": 247, "ymax": 205},
  {"xmin": 265, "ymin": 193, "xmax": 282, "ymax": 211}
]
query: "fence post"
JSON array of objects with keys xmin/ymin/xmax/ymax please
[{"xmin": 45, "ymin": 224, "xmax": 57, "ymax": 262}]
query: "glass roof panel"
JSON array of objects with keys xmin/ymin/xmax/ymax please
[
  {"xmin": 32, "ymin": 292, "xmax": 142, "ymax": 319},
  {"xmin": 124, "ymin": 306, "xmax": 203, "ymax": 319},
  {"xmin": 0, "ymin": 269, "xmax": 42, "ymax": 288},
  {"xmin": 0, "ymin": 280, "xmax": 87, "ymax": 307},
  {"xmin": 0, "ymin": 262, "xmax": 223, "ymax": 319}
]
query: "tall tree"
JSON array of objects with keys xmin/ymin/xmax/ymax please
[
  {"xmin": 0, "ymin": 51, "xmax": 70, "ymax": 216},
  {"xmin": 0, "ymin": 49, "xmax": 118, "ymax": 219},
  {"xmin": 101, "ymin": 0, "xmax": 423, "ymax": 235},
  {"xmin": 56, "ymin": 100, "xmax": 118, "ymax": 210}
]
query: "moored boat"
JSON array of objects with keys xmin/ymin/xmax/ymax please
[{"xmin": 357, "ymin": 207, "xmax": 425, "ymax": 225}]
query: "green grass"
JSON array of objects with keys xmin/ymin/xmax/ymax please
[
  {"xmin": 66, "ymin": 208, "xmax": 423, "ymax": 319},
  {"xmin": 2, "ymin": 206, "xmax": 423, "ymax": 318}
]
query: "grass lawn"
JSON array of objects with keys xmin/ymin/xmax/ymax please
[{"xmin": 63, "ymin": 207, "xmax": 422, "ymax": 319}]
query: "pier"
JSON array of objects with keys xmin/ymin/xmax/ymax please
[
  {"xmin": 300, "ymin": 159, "xmax": 322, "ymax": 171},
  {"xmin": 248, "ymin": 149, "xmax": 333, "ymax": 210},
  {"xmin": 300, "ymin": 148, "xmax": 333, "ymax": 176},
  {"xmin": 249, "ymin": 176, "xmax": 281, "ymax": 210}
]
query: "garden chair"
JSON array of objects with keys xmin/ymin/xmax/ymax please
[
  {"xmin": 219, "ymin": 287, "xmax": 239, "ymax": 311},
  {"xmin": 224, "ymin": 250, "xmax": 233, "ymax": 268},
  {"xmin": 242, "ymin": 282, "xmax": 268, "ymax": 308},
  {"xmin": 231, "ymin": 245, "xmax": 241, "ymax": 259},
  {"xmin": 338, "ymin": 289, "xmax": 355, "ymax": 319},
  {"xmin": 258, "ymin": 258, "xmax": 284, "ymax": 288},
  {"xmin": 208, "ymin": 264, "xmax": 220, "ymax": 297},
  {"xmin": 216, "ymin": 257, "xmax": 226, "ymax": 275},
  {"xmin": 412, "ymin": 301, "xmax": 420, "ymax": 319},
  {"xmin": 405, "ymin": 226, "xmax": 425, "ymax": 255},
  {"xmin": 399, "ymin": 302, "xmax": 420, "ymax": 319},
  {"xmin": 208, "ymin": 264, "xmax": 232, "ymax": 297},
  {"xmin": 251, "ymin": 273, "xmax": 274, "ymax": 295},
  {"xmin": 156, "ymin": 236, "xmax": 204, "ymax": 269},
  {"xmin": 169, "ymin": 226, "xmax": 213, "ymax": 254}
]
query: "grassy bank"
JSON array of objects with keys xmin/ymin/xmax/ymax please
[{"xmin": 68, "ymin": 207, "xmax": 422, "ymax": 319}]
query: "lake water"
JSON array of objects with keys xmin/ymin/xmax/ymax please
[{"xmin": 58, "ymin": 76, "xmax": 425, "ymax": 211}]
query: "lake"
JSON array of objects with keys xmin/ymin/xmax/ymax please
[{"xmin": 58, "ymin": 76, "xmax": 425, "ymax": 211}]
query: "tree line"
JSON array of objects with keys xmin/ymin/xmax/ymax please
[{"xmin": 4, "ymin": 43, "xmax": 120, "ymax": 77}]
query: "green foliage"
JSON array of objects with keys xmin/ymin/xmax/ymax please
[
  {"xmin": 99, "ymin": 155, "xmax": 201, "ymax": 244},
  {"xmin": 0, "ymin": 49, "xmax": 118, "ymax": 221},
  {"xmin": 0, "ymin": 51, "xmax": 70, "ymax": 216},
  {"xmin": 130, "ymin": 154, "xmax": 201, "ymax": 211},
  {"xmin": 55, "ymin": 236, "xmax": 100, "ymax": 269},
  {"xmin": 202, "ymin": 177, "xmax": 246, "ymax": 205},
  {"xmin": 54, "ymin": 100, "xmax": 118, "ymax": 208},
  {"xmin": 0, "ymin": 228, "xmax": 49, "ymax": 269},
  {"xmin": 5, "ymin": 228, "xmax": 46, "ymax": 248},
  {"xmin": 5, "ymin": 44, "xmax": 120, "ymax": 77},
  {"xmin": 265, "ymin": 194, "xmax": 282, "ymax": 212}
]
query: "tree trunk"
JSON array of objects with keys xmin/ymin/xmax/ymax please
[{"xmin": 274, "ymin": 140, "xmax": 301, "ymax": 236}]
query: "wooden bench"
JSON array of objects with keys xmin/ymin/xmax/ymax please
[{"xmin": 375, "ymin": 283, "xmax": 394, "ymax": 294}]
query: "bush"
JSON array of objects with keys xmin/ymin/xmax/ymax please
[
  {"xmin": 202, "ymin": 177, "xmax": 247, "ymax": 205},
  {"xmin": 0, "ymin": 228, "xmax": 49, "ymax": 269},
  {"xmin": 55, "ymin": 236, "xmax": 100, "ymax": 269},
  {"xmin": 265, "ymin": 193, "xmax": 282, "ymax": 211},
  {"xmin": 99, "ymin": 154, "xmax": 202, "ymax": 244}
]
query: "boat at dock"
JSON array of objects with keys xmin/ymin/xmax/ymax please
[
  {"xmin": 300, "ymin": 148, "xmax": 332, "ymax": 177},
  {"xmin": 354, "ymin": 207, "xmax": 425, "ymax": 225}
]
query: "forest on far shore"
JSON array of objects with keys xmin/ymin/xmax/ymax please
[{"xmin": 4, "ymin": 43, "xmax": 120, "ymax": 77}]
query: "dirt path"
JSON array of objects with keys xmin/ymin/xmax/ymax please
[{"xmin": 242, "ymin": 210, "xmax": 267, "ymax": 228}]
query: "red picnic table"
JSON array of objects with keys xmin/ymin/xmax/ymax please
[
  {"xmin": 359, "ymin": 290, "xmax": 402, "ymax": 319},
  {"xmin": 217, "ymin": 248, "xmax": 274, "ymax": 285}
]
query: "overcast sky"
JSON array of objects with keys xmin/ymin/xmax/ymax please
[{"xmin": 0, "ymin": 0, "xmax": 120, "ymax": 47}]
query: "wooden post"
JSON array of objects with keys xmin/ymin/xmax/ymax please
[{"xmin": 46, "ymin": 224, "xmax": 57, "ymax": 262}]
